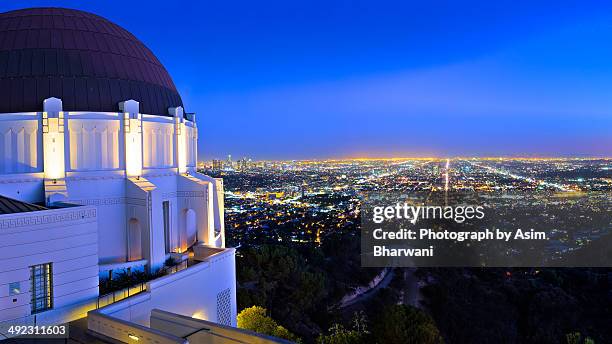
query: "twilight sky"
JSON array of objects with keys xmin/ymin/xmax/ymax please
[{"xmin": 2, "ymin": 1, "xmax": 612, "ymax": 159}]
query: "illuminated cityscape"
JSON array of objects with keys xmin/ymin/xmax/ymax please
[
  {"xmin": 199, "ymin": 157, "xmax": 612, "ymax": 342},
  {"xmin": 203, "ymin": 157, "xmax": 611, "ymax": 247}
]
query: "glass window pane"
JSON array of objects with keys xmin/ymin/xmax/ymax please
[{"xmin": 30, "ymin": 262, "xmax": 52, "ymax": 313}]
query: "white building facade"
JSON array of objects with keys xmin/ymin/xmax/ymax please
[{"xmin": 0, "ymin": 7, "xmax": 236, "ymax": 339}]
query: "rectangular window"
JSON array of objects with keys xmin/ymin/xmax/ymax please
[
  {"xmin": 163, "ymin": 200, "xmax": 171, "ymax": 253},
  {"xmin": 30, "ymin": 263, "xmax": 52, "ymax": 314}
]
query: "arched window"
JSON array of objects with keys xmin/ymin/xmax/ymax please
[
  {"xmin": 128, "ymin": 218, "xmax": 142, "ymax": 261},
  {"xmin": 184, "ymin": 209, "xmax": 197, "ymax": 248}
]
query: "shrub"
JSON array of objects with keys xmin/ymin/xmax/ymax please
[{"xmin": 237, "ymin": 305, "xmax": 300, "ymax": 342}]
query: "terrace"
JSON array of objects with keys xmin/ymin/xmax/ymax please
[{"xmin": 96, "ymin": 244, "xmax": 228, "ymax": 309}]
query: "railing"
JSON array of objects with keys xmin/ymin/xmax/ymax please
[
  {"xmin": 93, "ymin": 248, "xmax": 226, "ymax": 314},
  {"xmin": 95, "ymin": 259, "xmax": 198, "ymax": 310},
  {"xmin": 96, "ymin": 281, "xmax": 146, "ymax": 309},
  {"xmin": 160, "ymin": 259, "xmax": 195, "ymax": 275}
]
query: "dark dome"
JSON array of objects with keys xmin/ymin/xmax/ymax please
[{"xmin": 0, "ymin": 7, "xmax": 183, "ymax": 115}]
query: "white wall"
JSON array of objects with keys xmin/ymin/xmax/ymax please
[
  {"xmin": 0, "ymin": 174, "xmax": 44, "ymax": 203},
  {"xmin": 68, "ymin": 118, "xmax": 120, "ymax": 171},
  {"xmin": 98, "ymin": 248, "xmax": 237, "ymax": 327},
  {"xmin": 177, "ymin": 175, "xmax": 214, "ymax": 246},
  {"xmin": 0, "ymin": 113, "xmax": 42, "ymax": 174},
  {"xmin": 0, "ymin": 113, "xmax": 44, "ymax": 203},
  {"xmin": 191, "ymin": 174, "xmax": 226, "ymax": 248},
  {"xmin": 88, "ymin": 311, "xmax": 187, "ymax": 344},
  {"xmin": 0, "ymin": 205, "xmax": 99, "ymax": 325},
  {"xmin": 67, "ymin": 175, "xmax": 128, "ymax": 264},
  {"xmin": 143, "ymin": 120, "xmax": 175, "ymax": 169},
  {"xmin": 185, "ymin": 125, "xmax": 197, "ymax": 168}
]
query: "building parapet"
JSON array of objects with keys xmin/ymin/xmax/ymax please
[
  {"xmin": 151, "ymin": 309, "xmax": 293, "ymax": 344},
  {"xmin": 0, "ymin": 203, "xmax": 96, "ymax": 231},
  {"xmin": 93, "ymin": 247, "xmax": 236, "ymax": 327},
  {"xmin": 88, "ymin": 311, "xmax": 187, "ymax": 344}
]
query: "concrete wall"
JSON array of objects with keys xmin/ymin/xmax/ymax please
[
  {"xmin": 177, "ymin": 175, "xmax": 214, "ymax": 248},
  {"xmin": 0, "ymin": 173, "xmax": 44, "ymax": 203},
  {"xmin": 68, "ymin": 117, "xmax": 121, "ymax": 171},
  {"xmin": 0, "ymin": 113, "xmax": 42, "ymax": 175},
  {"xmin": 0, "ymin": 113, "xmax": 45, "ymax": 203},
  {"xmin": 97, "ymin": 248, "xmax": 237, "ymax": 328},
  {"xmin": 143, "ymin": 119, "xmax": 175, "ymax": 169},
  {"xmin": 67, "ymin": 174, "xmax": 128, "ymax": 264},
  {"xmin": 151, "ymin": 309, "xmax": 292, "ymax": 344},
  {"xmin": 185, "ymin": 124, "xmax": 197, "ymax": 168},
  {"xmin": 194, "ymin": 174, "xmax": 225, "ymax": 248},
  {"xmin": 89, "ymin": 311, "xmax": 187, "ymax": 344},
  {"xmin": 88, "ymin": 305, "xmax": 290, "ymax": 344},
  {"xmin": 0, "ymin": 205, "xmax": 99, "ymax": 325}
]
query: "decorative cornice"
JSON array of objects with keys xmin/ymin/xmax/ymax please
[
  {"xmin": 0, "ymin": 208, "xmax": 96, "ymax": 229},
  {"xmin": 0, "ymin": 176, "xmax": 43, "ymax": 184},
  {"xmin": 126, "ymin": 197, "xmax": 147, "ymax": 206},
  {"xmin": 142, "ymin": 171, "xmax": 177, "ymax": 178},
  {"xmin": 162, "ymin": 191, "xmax": 177, "ymax": 198},
  {"xmin": 70, "ymin": 197, "xmax": 122, "ymax": 206},
  {"xmin": 70, "ymin": 197, "xmax": 146, "ymax": 207},
  {"xmin": 65, "ymin": 174, "xmax": 125, "ymax": 181},
  {"xmin": 162, "ymin": 191, "xmax": 206, "ymax": 199}
]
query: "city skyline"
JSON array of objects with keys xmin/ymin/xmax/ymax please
[
  {"xmin": 204, "ymin": 155, "xmax": 612, "ymax": 163},
  {"xmin": 2, "ymin": 1, "xmax": 612, "ymax": 159},
  {"xmin": 213, "ymin": 156, "xmax": 611, "ymax": 342}
]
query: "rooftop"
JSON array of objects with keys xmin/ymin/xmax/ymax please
[
  {"xmin": 0, "ymin": 7, "xmax": 183, "ymax": 116},
  {"xmin": 0, "ymin": 194, "xmax": 47, "ymax": 214}
]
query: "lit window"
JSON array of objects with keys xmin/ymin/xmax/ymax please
[{"xmin": 30, "ymin": 263, "xmax": 52, "ymax": 313}]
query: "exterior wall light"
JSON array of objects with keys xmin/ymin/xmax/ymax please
[{"xmin": 42, "ymin": 111, "xmax": 66, "ymax": 180}]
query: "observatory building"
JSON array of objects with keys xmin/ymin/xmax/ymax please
[{"xmin": 0, "ymin": 8, "xmax": 260, "ymax": 343}]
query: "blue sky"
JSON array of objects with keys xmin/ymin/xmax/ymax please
[{"xmin": 2, "ymin": 1, "xmax": 612, "ymax": 159}]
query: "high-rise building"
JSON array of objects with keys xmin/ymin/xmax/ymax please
[
  {"xmin": 212, "ymin": 159, "xmax": 224, "ymax": 171},
  {"xmin": 237, "ymin": 158, "xmax": 251, "ymax": 172},
  {"xmin": 0, "ymin": 8, "xmax": 266, "ymax": 343}
]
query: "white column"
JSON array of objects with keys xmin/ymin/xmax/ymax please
[
  {"xmin": 170, "ymin": 106, "xmax": 187, "ymax": 174},
  {"xmin": 120, "ymin": 100, "xmax": 142, "ymax": 177},
  {"xmin": 191, "ymin": 113, "xmax": 198, "ymax": 171}
]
